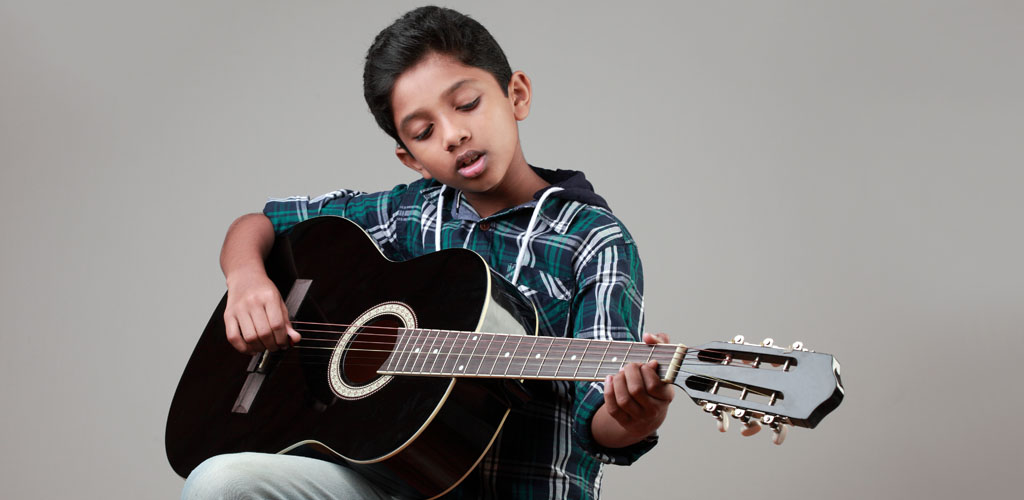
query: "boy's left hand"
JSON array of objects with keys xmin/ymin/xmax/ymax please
[{"xmin": 597, "ymin": 332, "xmax": 676, "ymax": 447}]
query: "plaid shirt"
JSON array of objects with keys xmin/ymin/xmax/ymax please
[{"xmin": 262, "ymin": 168, "xmax": 656, "ymax": 499}]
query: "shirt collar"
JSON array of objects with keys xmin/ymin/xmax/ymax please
[{"xmin": 417, "ymin": 174, "xmax": 596, "ymax": 234}]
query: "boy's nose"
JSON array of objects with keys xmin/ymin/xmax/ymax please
[{"xmin": 444, "ymin": 125, "xmax": 470, "ymax": 152}]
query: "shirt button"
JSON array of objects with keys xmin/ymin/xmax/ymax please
[{"xmin": 479, "ymin": 222, "xmax": 491, "ymax": 231}]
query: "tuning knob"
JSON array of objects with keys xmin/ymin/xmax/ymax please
[
  {"xmin": 732, "ymin": 409, "xmax": 762, "ymax": 436},
  {"xmin": 704, "ymin": 403, "xmax": 729, "ymax": 432},
  {"xmin": 761, "ymin": 414, "xmax": 788, "ymax": 445},
  {"xmin": 771, "ymin": 423, "xmax": 788, "ymax": 445}
]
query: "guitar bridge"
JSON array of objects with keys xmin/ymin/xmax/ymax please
[{"xmin": 231, "ymin": 278, "xmax": 313, "ymax": 414}]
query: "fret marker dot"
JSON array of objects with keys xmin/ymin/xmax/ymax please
[
  {"xmin": 571, "ymin": 355, "xmax": 577, "ymax": 361},
  {"xmin": 433, "ymin": 349, "xmax": 439, "ymax": 354},
  {"xmin": 504, "ymin": 352, "xmax": 510, "ymax": 358},
  {"xmin": 458, "ymin": 365, "xmax": 464, "ymax": 371},
  {"xmin": 472, "ymin": 336, "xmax": 478, "ymax": 341},
  {"xmin": 414, "ymin": 348, "xmax": 420, "ymax": 353},
  {"xmin": 535, "ymin": 353, "xmax": 541, "ymax": 359},
  {"xmin": 612, "ymin": 356, "xmax": 618, "ymax": 362}
]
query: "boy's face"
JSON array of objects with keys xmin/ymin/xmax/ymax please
[{"xmin": 391, "ymin": 53, "xmax": 531, "ymax": 196}]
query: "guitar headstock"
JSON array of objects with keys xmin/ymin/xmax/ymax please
[{"xmin": 677, "ymin": 336, "xmax": 844, "ymax": 445}]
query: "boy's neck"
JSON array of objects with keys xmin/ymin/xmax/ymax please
[{"xmin": 462, "ymin": 153, "xmax": 549, "ymax": 218}]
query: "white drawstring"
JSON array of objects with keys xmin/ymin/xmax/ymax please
[
  {"xmin": 434, "ymin": 185, "xmax": 447, "ymax": 251},
  {"xmin": 510, "ymin": 187, "xmax": 563, "ymax": 285},
  {"xmin": 434, "ymin": 184, "xmax": 564, "ymax": 286}
]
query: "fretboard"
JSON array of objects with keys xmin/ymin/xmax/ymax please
[{"xmin": 378, "ymin": 329, "xmax": 685, "ymax": 382}]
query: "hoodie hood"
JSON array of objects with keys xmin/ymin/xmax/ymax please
[{"xmin": 531, "ymin": 166, "xmax": 611, "ymax": 211}]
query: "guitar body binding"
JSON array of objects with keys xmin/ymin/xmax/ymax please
[{"xmin": 165, "ymin": 216, "xmax": 538, "ymax": 498}]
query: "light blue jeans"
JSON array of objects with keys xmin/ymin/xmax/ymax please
[{"xmin": 182, "ymin": 452, "xmax": 399, "ymax": 500}]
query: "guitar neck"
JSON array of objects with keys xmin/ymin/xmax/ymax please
[{"xmin": 378, "ymin": 330, "xmax": 686, "ymax": 383}]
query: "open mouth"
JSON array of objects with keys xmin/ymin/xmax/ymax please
[{"xmin": 455, "ymin": 150, "xmax": 486, "ymax": 178}]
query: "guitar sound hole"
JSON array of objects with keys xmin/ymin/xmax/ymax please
[{"xmin": 342, "ymin": 316, "xmax": 400, "ymax": 385}]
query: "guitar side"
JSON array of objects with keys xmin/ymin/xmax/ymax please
[{"xmin": 165, "ymin": 216, "xmax": 538, "ymax": 498}]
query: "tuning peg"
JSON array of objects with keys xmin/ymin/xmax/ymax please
[
  {"xmin": 704, "ymin": 403, "xmax": 729, "ymax": 432},
  {"xmin": 761, "ymin": 338, "xmax": 774, "ymax": 347},
  {"xmin": 771, "ymin": 423, "xmax": 788, "ymax": 445},
  {"xmin": 761, "ymin": 415, "xmax": 788, "ymax": 445},
  {"xmin": 731, "ymin": 335, "xmax": 745, "ymax": 344},
  {"xmin": 732, "ymin": 409, "xmax": 762, "ymax": 436},
  {"xmin": 790, "ymin": 341, "xmax": 804, "ymax": 351}
]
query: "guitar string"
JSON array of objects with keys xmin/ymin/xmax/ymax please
[
  {"xmin": 288, "ymin": 320, "xmax": 696, "ymax": 345},
  {"xmin": 286, "ymin": 321, "xmax": 786, "ymax": 360},
  {"xmin": 295, "ymin": 335, "xmax": 770, "ymax": 365},
  {"xmin": 244, "ymin": 333, "xmax": 780, "ymax": 398},
  {"xmin": 230, "ymin": 321, "xmax": 789, "ymax": 395},
  {"xmin": 261, "ymin": 340, "xmax": 760, "ymax": 373},
  {"xmin": 286, "ymin": 330, "xmax": 779, "ymax": 370},
  {"xmin": 283, "ymin": 322, "xmax": 762, "ymax": 361},
  {"xmin": 244, "ymin": 331, "xmax": 780, "ymax": 374},
  {"xmin": 252, "ymin": 346, "xmax": 782, "ymax": 397},
  {"xmin": 274, "ymin": 349, "xmax": 773, "ymax": 381},
  {"xmin": 257, "ymin": 353, "xmax": 780, "ymax": 398}
]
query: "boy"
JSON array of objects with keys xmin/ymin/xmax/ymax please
[{"xmin": 183, "ymin": 6, "xmax": 674, "ymax": 499}]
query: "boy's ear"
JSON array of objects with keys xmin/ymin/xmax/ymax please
[
  {"xmin": 509, "ymin": 71, "xmax": 532, "ymax": 121},
  {"xmin": 396, "ymin": 145, "xmax": 432, "ymax": 180}
]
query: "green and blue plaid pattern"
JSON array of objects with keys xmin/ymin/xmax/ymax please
[{"xmin": 263, "ymin": 173, "xmax": 655, "ymax": 499}]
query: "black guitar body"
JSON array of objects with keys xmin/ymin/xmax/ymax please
[{"xmin": 165, "ymin": 216, "xmax": 538, "ymax": 498}]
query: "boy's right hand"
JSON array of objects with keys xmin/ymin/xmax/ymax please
[{"xmin": 223, "ymin": 272, "xmax": 301, "ymax": 353}]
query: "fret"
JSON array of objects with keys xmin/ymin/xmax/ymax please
[
  {"xmin": 427, "ymin": 330, "xmax": 451, "ymax": 375},
  {"xmin": 593, "ymin": 340, "xmax": 613, "ymax": 378},
  {"xmin": 632, "ymin": 342, "xmax": 654, "ymax": 365},
  {"xmin": 396, "ymin": 329, "xmax": 418, "ymax": 373},
  {"xmin": 571, "ymin": 341, "xmax": 591, "ymax": 380},
  {"xmin": 613, "ymin": 342, "xmax": 635, "ymax": 374},
  {"xmin": 518, "ymin": 336, "xmax": 539, "ymax": 377},
  {"xmin": 535, "ymin": 337, "xmax": 555, "ymax": 377},
  {"xmin": 465, "ymin": 332, "xmax": 488, "ymax": 375},
  {"xmin": 620, "ymin": 343, "xmax": 633, "ymax": 373},
  {"xmin": 411, "ymin": 330, "xmax": 434, "ymax": 374},
  {"xmin": 414, "ymin": 329, "xmax": 440, "ymax": 374},
  {"xmin": 487, "ymin": 334, "xmax": 510, "ymax": 376},
  {"xmin": 390, "ymin": 328, "xmax": 414, "ymax": 373},
  {"xmin": 405, "ymin": 329, "xmax": 430, "ymax": 374},
  {"xmin": 380, "ymin": 330, "xmax": 395, "ymax": 372},
  {"xmin": 439, "ymin": 331, "xmax": 465, "ymax": 376},
  {"xmin": 552, "ymin": 339, "xmax": 572, "ymax": 379},
  {"xmin": 503, "ymin": 336, "xmax": 525, "ymax": 376},
  {"xmin": 657, "ymin": 344, "xmax": 677, "ymax": 379},
  {"xmin": 450, "ymin": 331, "xmax": 473, "ymax": 376},
  {"xmin": 644, "ymin": 343, "xmax": 656, "ymax": 363}
]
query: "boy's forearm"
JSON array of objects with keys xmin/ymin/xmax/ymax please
[{"xmin": 220, "ymin": 213, "xmax": 276, "ymax": 284}]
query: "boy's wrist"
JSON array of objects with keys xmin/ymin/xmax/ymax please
[{"xmin": 224, "ymin": 262, "xmax": 269, "ymax": 288}]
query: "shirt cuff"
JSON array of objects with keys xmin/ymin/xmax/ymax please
[{"xmin": 573, "ymin": 381, "xmax": 659, "ymax": 465}]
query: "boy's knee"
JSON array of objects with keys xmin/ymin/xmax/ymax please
[{"xmin": 182, "ymin": 453, "xmax": 269, "ymax": 500}]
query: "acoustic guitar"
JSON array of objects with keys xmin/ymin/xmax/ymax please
[{"xmin": 165, "ymin": 216, "xmax": 844, "ymax": 498}]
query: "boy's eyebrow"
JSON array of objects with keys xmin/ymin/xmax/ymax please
[
  {"xmin": 398, "ymin": 79, "xmax": 475, "ymax": 131},
  {"xmin": 442, "ymin": 79, "xmax": 473, "ymax": 97}
]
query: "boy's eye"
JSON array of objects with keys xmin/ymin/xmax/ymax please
[
  {"xmin": 413, "ymin": 124, "xmax": 433, "ymax": 141},
  {"xmin": 456, "ymin": 97, "xmax": 480, "ymax": 111}
]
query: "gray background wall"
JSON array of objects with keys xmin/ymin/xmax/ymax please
[{"xmin": 2, "ymin": 1, "xmax": 1021, "ymax": 498}]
